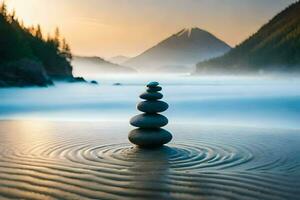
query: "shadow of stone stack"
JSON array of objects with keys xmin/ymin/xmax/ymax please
[{"xmin": 129, "ymin": 82, "xmax": 173, "ymax": 148}]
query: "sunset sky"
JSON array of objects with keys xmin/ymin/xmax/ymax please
[{"xmin": 4, "ymin": 0, "xmax": 297, "ymax": 58}]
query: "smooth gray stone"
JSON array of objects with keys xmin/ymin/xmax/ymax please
[
  {"xmin": 128, "ymin": 128, "xmax": 172, "ymax": 148},
  {"xmin": 137, "ymin": 101, "xmax": 168, "ymax": 113},
  {"xmin": 147, "ymin": 81, "xmax": 159, "ymax": 88},
  {"xmin": 140, "ymin": 92, "xmax": 163, "ymax": 100},
  {"xmin": 147, "ymin": 86, "xmax": 162, "ymax": 92},
  {"xmin": 130, "ymin": 114, "xmax": 168, "ymax": 128}
]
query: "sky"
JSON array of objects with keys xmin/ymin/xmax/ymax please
[{"xmin": 4, "ymin": 0, "xmax": 297, "ymax": 58}]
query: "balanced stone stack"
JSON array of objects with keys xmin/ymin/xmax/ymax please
[{"xmin": 129, "ymin": 82, "xmax": 173, "ymax": 148}]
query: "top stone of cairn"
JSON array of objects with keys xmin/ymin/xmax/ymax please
[{"xmin": 147, "ymin": 81, "xmax": 160, "ymax": 88}]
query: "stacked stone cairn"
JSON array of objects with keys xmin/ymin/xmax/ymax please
[{"xmin": 129, "ymin": 82, "xmax": 173, "ymax": 148}]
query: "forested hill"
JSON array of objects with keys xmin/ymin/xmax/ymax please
[
  {"xmin": 0, "ymin": 2, "xmax": 74, "ymax": 87},
  {"xmin": 196, "ymin": 1, "xmax": 300, "ymax": 74}
]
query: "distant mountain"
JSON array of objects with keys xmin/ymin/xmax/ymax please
[
  {"xmin": 109, "ymin": 55, "xmax": 131, "ymax": 64},
  {"xmin": 195, "ymin": 1, "xmax": 300, "ymax": 74},
  {"xmin": 72, "ymin": 56, "xmax": 136, "ymax": 76},
  {"xmin": 125, "ymin": 27, "xmax": 231, "ymax": 73}
]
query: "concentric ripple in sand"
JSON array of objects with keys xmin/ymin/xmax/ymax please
[{"xmin": 0, "ymin": 121, "xmax": 299, "ymax": 199}]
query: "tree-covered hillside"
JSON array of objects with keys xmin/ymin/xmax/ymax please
[
  {"xmin": 196, "ymin": 1, "xmax": 300, "ymax": 74},
  {"xmin": 0, "ymin": 2, "xmax": 74, "ymax": 87}
]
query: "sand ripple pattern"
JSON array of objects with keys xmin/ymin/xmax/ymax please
[
  {"xmin": 54, "ymin": 142, "xmax": 254, "ymax": 171},
  {"xmin": 0, "ymin": 127, "xmax": 300, "ymax": 199}
]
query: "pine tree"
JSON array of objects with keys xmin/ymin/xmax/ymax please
[
  {"xmin": 35, "ymin": 25, "xmax": 43, "ymax": 39},
  {"xmin": 54, "ymin": 27, "xmax": 60, "ymax": 49},
  {"xmin": 0, "ymin": 2, "xmax": 7, "ymax": 18},
  {"xmin": 61, "ymin": 38, "xmax": 72, "ymax": 61}
]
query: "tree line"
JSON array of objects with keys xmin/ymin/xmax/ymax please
[{"xmin": 0, "ymin": 1, "xmax": 73, "ymax": 78}]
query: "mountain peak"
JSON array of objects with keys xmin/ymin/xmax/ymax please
[
  {"xmin": 175, "ymin": 27, "xmax": 207, "ymax": 38},
  {"xmin": 176, "ymin": 28, "xmax": 192, "ymax": 37},
  {"xmin": 125, "ymin": 27, "xmax": 231, "ymax": 73}
]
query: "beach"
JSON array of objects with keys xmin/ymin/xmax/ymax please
[{"xmin": 0, "ymin": 120, "xmax": 299, "ymax": 199}]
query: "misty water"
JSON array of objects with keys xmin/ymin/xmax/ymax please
[
  {"xmin": 1, "ymin": 74, "xmax": 300, "ymax": 129},
  {"xmin": 1, "ymin": 75, "xmax": 300, "ymax": 199}
]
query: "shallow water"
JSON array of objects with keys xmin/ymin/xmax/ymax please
[
  {"xmin": 0, "ymin": 75, "xmax": 300, "ymax": 199},
  {"xmin": 0, "ymin": 121, "xmax": 299, "ymax": 199}
]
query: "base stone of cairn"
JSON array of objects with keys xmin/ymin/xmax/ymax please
[{"xmin": 129, "ymin": 82, "xmax": 172, "ymax": 148}]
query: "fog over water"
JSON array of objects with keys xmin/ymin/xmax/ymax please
[{"xmin": 1, "ymin": 74, "xmax": 300, "ymax": 129}]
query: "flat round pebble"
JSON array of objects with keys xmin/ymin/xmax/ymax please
[
  {"xmin": 130, "ymin": 113, "xmax": 168, "ymax": 128},
  {"xmin": 137, "ymin": 101, "xmax": 168, "ymax": 113},
  {"xmin": 140, "ymin": 92, "xmax": 163, "ymax": 100},
  {"xmin": 128, "ymin": 128, "xmax": 173, "ymax": 148},
  {"xmin": 147, "ymin": 86, "xmax": 162, "ymax": 92},
  {"xmin": 147, "ymin": 81, "xmax": 159, "ymax": 88}
]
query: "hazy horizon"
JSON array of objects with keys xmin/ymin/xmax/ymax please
[{"xmin": 3, "ymin": 0, "xmax": 297, "ymax": 58}]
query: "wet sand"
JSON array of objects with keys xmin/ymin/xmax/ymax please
[{"xmin": 0, "ymin": 120, "xmax": 299, "ymax": 199}]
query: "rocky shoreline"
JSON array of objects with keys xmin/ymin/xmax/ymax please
[{"xmin": 0, "ymin": 59, "xmax": 97, "ymax": 87}]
